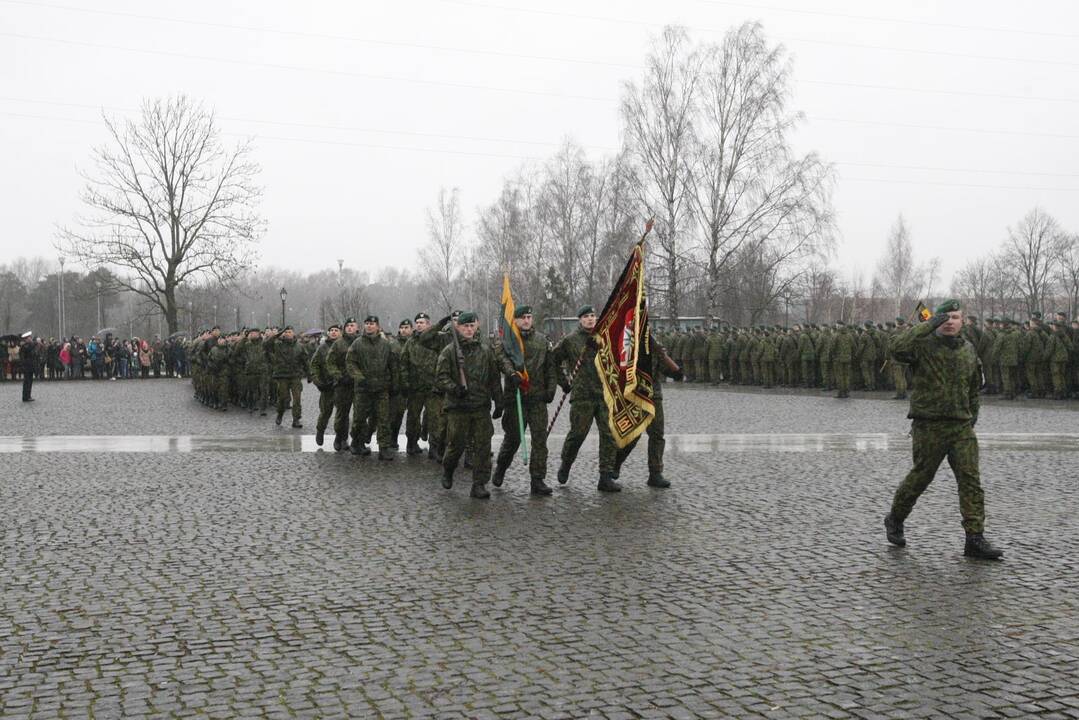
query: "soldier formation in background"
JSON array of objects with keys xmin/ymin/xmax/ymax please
[{"xmin": 655, "ymin": 311, "xmax": 1079, "ymax": 403}]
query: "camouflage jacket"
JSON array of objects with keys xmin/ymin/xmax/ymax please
[
  {"xmin": 326, "ymin": 332, "xmax": 358, "ymax": 388},
  {"xmin": 309, "ymin": 340, "xmax": 333, "ymax": 389},
  {"xmin": 346, "ymin": 332, "xmax": 396, "ymax": 392},
  {"xmin": 890, "ymin": 322, "xmax": 981, "ymax": 423},
  {"xmin": 270, "ymin": 337, "xmax": 308, "ymax": 380},
  {"xmin": 435, "ymin": 333, "xmax": 502, "ymax": 413},
  {"xmin": 552, "ymin": 327, "xmax": 602, "ymax": 402},
  {"xmin": 496, "ymin": 327, "xmax": 557, "ymax": 404}
]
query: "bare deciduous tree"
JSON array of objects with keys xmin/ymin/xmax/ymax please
[
  {"xmin": 1004, "ymin": 207, "xmax": 1063, "ymax": 314},
  {"xmin": 422, "ymin": 187, "xmax": 465, "ymax": 312},
  {"xmin": 57, "ymin": 95, "xmax": 264, "ymax": 334},
  {"xmin": 622, "ymin": 26, "xmax": 703, "ymax": 319},
  {"xmin": 691, "ymin": 22, "xmax": 835, "ymax": 319},
  {"xmin": 951, "ymin": 256, "xmax": 995, "ymax": 321}
]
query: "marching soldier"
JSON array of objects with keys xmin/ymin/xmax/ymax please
[
  {"xmin": 309, "ymin": 324, "xmax": 340, "ymax": 445},
  {"xmin": 831, "ymin": 321, "xmax": 853, "ymax": 398},
  {"xmin": 408, "ymin": 313, "xmax": 454, "ymax": 459},
  {"xmin": 553, "ymin": 305, "xmax": 621, "ymax": 493},
  {"xmin": 612, "ymin": 330, "xmax": 682, "ymax": 488},
  {"xmin": 327, "ymin": 318, "xmax": 359, "ymax": 451},
  {"xmin": 884, "ymin": 299, "xmax": 1003, "ymax": 560},
  {"xmin": 492, "ymin": 305, "xmax": 558, "ymax": 496},
  {"xmin": 389, "ymin": 319, "xmax": 413, "ymax": 450},
  {"xmin": 346, "ymin": 315, "xmax": 396, "ymax": 459},
  {"xmin": 271, "ymin": 326, "xmax": 306, "ymax": 428},
  {"xmin": 243, "ymin": 328, "xmax": 270, "ymax": 416},
  {"xmin": 435, "ymin": 311, "xmax": 503, "ymax": 499}
]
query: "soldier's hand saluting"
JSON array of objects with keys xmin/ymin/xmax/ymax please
[{"xmin": 929, "ymin": 299, "xmax": 961, "ymax": 331}]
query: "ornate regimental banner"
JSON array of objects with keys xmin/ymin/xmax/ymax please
[{"xmin": 593, "ymin": 242, "xmax": 655, "ymax": 448}]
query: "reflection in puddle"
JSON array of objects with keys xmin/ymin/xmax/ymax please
[{"xmin": 1, "ymin": 433, "xmax": 1078, "ymax": 454}]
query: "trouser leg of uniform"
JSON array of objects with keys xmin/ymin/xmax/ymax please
[
  {"xmin": 834, "ymin": 362, "xmax": 850, "ymax": 396},
  {"xmin": 890, "ymin": 421, "xmax": 949, "ymax": 523},
  {"xmin": 1026, "ymin": 363, "xmax": 1040, "ymax": 397},
  {"xmin": 1001, "ymin": 365, "xmax": 1016, "ymax": 397},
  {"xmin": 646, "ymin": 397, "xmax": 665, "ymax": 475},
  {"xmin": 389, "ymin": 393, "xmax": 406, "ymax": 446},
  {"xmin": 374, "ymin": 390, "xmax": 391, "ymax": 449},
  {"xmin": 22, "ymin": 372, "xmax": 32, "ymax": 401},
  {"xmin": 944, "ymin": 423, "xmax": 984, "ymax": 533},
  {"xmin": 801, "ymin": 360, "xmax": 814, "ymax": 387},
  {"xmin": 351, "ymin": 391, "xmax": 372, "ymax": 445},
  {"xmin": 1051, "ymin": 362, "xmax": 1067, "ymax": 397},
  {"xmin": 275, "ymin": 379, "xmax": 289, "ymax": 418},
  {"xmin": 591, "ymin": 399, "xmax": 617, "ymax": 474},
  {"xmin": 289, "ymin": 379, "xmax": 302, "ymax": 422},
  {"xmin": 216, "ymin": 375, "xmax": 229, "ymax": 407},
  {"xmin": 893, "ymin": 364, "xmax": 908, "ymax": 396},
  {"xmin": 333, "ymin": 385, "xmax": 353, "ymax": 442},
  {"xmin": 467, "ymin": 410, "xmax": 494, "ymax": 484},
  {"xmin": 429, "ymin": 393, "xmax": 446, "ymax": 449},
  {"xmin": 820, "ymin": 362, "xmax": 831, "ymax": 389},
  {"xmin": 496, "ymin": 402, "xmax": 521, "ymax": 470},
  {"xmin": 317, "ymin": 388, "xmax": 334, "ymax": 432},
  {"xmin": 560, "ymin": 400, "xmax": 593, "ymax": 470},
  {"xmin": 406, "ymin": 391, "xmax": 426, "ymax": 443},
  {"xmin": 525, "ymin": 401, "xmax": 550, "ymax": 481}
]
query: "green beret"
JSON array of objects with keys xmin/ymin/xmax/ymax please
[
  {"xmin": 414, "ymin": 312, "xmax": 430, "ymax": 321},
  {"xmin": 282, "ymin": 325, "xmax": 293, "ymax": 332},
  {"xmin": 327, "ymin": 324, "xmax": 341, "ymax": 331},
  {"xmin": 514, "ymin": 305, "xmax": 533, "ymax": 318},
  {"xmin": 343, "ymin": 317, "xmax": 357, "ymax": 325},
  {"xmin": 457, "ymin": 311, "xmax": 477, "ymax": 324},
  {"xmin": 577, "ymin": 305, "xmax": 595, "ymax": 318},
  {"xmin": 399, "ymin": 319, "xmax": 412, "ymax": 327},
  {"xmin": 1031, "ymin": 311, "xmax": 1042, "ymax": 320},
  {"xmin": 364, "ymin": 315, "xmax": 379, "ymax": 324},
  {"xmin": 934, "ymin": 299, "xmax": 961, "ymax": 314}
]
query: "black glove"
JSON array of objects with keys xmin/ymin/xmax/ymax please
[
  {"xmin": 929, "ymin": 311, "xmax": 949, "ymax": 330},
  {"xmin": 306, "ymin": 377, "xmax": 312, "ymax": 384},
  {"xmin": 543, "ymin": 389, "xmax": 556, "ymax": 403},
  {"xmin": 453, "ymin": 385, "xmax": 468, "ymax": 399},
  {"xmin": 671, "ymin": 369, "xmax": 685, "ymax": 382},
  {"xmin": 559, "ymin": 380, "xmax": 571, "ymax": 394},
  {"xmin": 506, "ymin": 373, "xmax": 522, "ymax": 390},
  {"xmin": 492, "ymin": 406, "xmax": 503, "ymax": 419}
]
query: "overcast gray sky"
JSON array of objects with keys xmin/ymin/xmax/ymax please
[{"xmin": 4, "ymin": 0, "xmax": 1078, "ymax": 286}]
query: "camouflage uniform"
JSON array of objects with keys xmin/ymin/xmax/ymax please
[
  {"xmin": 402, "ymin": 316, "xmax": 450, "ymax": 454},
  {"xmin": 888, "ymin": 319, "xmax": 986, "ymax": 534},
  {"xmin": 346, "ymin": 331, "xmax": 396, "ymax": 454},
  {"xmin": 326, "ymin": 330, "xmax": 358, "ymax": 448},
  {"xmin": 494, "ymin": 327, "xmax": 557, "ymax": 487},
  {"xmin": 414, "ymin": 318, "xmax": 453, "ymax": 457},
  {"xmin": 435, "ymin": 330, "xmax": 503, "ymax": 492},
  {"xmin": 308, "ymin": 337, "xmax": 335, "ymax": 437},
  {"xmin": 553, "ymin": 327, "xmax": 617, "ymax": 480},
  {"xmin": 243, "ymin": 336, "xmax": 270, "ymax": 414},
  {"xmin": 797, "ymin": 329, "xmax": 816, "ymax": 388},
  {"xmin": 831, "ymin": 325, "xmax": 854, "ymax": 398},
  {"xmin": 270, "ymin": 336, "xmax": 307, "ymax": 425}
]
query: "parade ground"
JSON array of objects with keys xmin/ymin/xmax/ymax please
[{"xmin": 2, "ymin": 380, "xmax": 1077, "ymax": 719}]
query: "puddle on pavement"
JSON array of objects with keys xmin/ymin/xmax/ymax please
[{"xmin": 1, "ymin": 433, "xmax": 1078, "ymax": 453}]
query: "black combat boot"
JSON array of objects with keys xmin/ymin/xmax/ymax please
[
  {"xmin": 291, "ymin": 420, "xmax": 302, "ymax": 429},
  {"xmin": 597, "ymin": 472, "xmax": 622, "ymax": 493},
  {"xmin": 275, "ymin": 412, "xmax": 283, "ymax": 426},
  {"xmin": 378, "ymin": 446, "xmax": 395, "ymax": 461},
  {"xmin": 441, "ymin": 464, "xmax": 455, "ymax": 489},
  {"xmin": 333, "ymin": 435, "xmax": 346, "ymax": 452},
  {"xmin": 406, "ymin": 438, "xmax": 423, "ymax": 456},
  {"xmin": 557, "ymin": 463, "xmax": 570, "ymax": 485},
  {"xmin": 315, "ymin": 428, "xmax": 324, "ymax": 446},
  {"xmin": 470, "ymin": 481, "xmax": 490, "ymax": 499},
  {"xmin": 964, "ymin": 533, "xmax": 1003, "ymax": 560},
  {"xmin": 647, "ymin": 472, "xmax": 670, "ymax": 488},
  {"xmin": 530, "ymin": 478, "xmax": 553, "ymax": 496},
  {"xmin": 884, "ymin": 513, "xmax": 906, "ymax": 547},
  {"xmin": 491, "ymin": 461, "xmax": 509, "ymax": 488},
  {"xmin": 350, "ymin": 443, "xmax": 366, "ymax": 456}
]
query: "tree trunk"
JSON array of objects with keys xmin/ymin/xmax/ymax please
[{"xmin": 165, "ymin": 289, "xmax": 179, "ymax": 334}]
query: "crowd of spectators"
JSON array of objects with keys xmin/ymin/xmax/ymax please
[{"xmin": 2, "ymin": 335, "xmax": 189, "ymax": 381}]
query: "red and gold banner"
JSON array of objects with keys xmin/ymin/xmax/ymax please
[{"xmin": 593, "ymin": 243, "xmax": 655, "ymax": 448}]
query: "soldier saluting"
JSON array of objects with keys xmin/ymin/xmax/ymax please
[{"xmin": 883, "ymin": 299, "xmax": 1003, "ymax": 560}]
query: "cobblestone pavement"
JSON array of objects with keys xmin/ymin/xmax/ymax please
[{"xmin": 2, "ymin": 381, "xmax": 1078, "ymax": 718}]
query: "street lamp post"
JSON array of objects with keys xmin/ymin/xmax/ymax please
[
  {"xmin": 95, "ymin": 280, "xmax": 102, "ymax": 330},
  {"xmin": 187, "ymin": 300, "xmax": 193, "ymax": 336},
  {"xmin": 280, "ymin": 287, "xmax": 287, "ymax": 326},
  {"xmin": 57, "ymin": 255, "xmax": 65, "ymax": 338}
]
